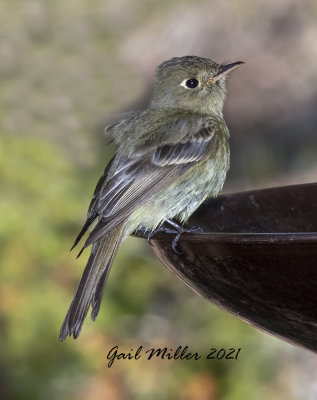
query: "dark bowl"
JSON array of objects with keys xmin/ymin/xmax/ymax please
[{"xmin": 136, "ymin": 183, "xmax": 317, "ymax": 352}]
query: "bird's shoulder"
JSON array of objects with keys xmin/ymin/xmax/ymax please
[
  {"xmin": 103, "ymin": 109, "xmax": 228, "ymax": 178},
  {"xmin": 107, "ymin": 108, "xmax": 224, "ymax": 141}
]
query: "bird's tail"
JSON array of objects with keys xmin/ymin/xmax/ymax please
[{"xmin": 59, "ymin": 221, "xmax": 125, "ymax": 341}]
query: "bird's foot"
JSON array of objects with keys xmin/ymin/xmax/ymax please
[
  {"xmin": 146, "ymin": 225, "xmax": 177, "ymax": 246},
  {"xmin": 165, "ymin": 219, "xmax": 203, "ymax": 254},
  {"xmin": 144, "ymin": 220, "xmax": 203, "ymax": 254}
]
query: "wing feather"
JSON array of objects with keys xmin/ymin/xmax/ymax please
[{"xmin": 152, "ymin": 126, "xmax": 215, "ymax": 166}]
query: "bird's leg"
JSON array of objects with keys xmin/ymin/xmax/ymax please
[
  {"xmin": 145, "ymin": 219, "xmax": 203, "ymax": 254},
  {"xmin": 165, "ymin": 219, "xmax": 203, "ymax": 254},
  {"xmin": 146, "ymin": 224, "xmax": 177, "ymax": 246}
]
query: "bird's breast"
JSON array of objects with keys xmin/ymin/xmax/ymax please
[{"xmin": 124, "ymin": 134, "xmax": 229, "ymax": 236}]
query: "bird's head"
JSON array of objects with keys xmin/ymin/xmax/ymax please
[{"xmin": 150, "ymin": 56, "xmax": 244, "ymax": 115}]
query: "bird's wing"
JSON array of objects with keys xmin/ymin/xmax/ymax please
[
  {"xmin": 70, "ymin": 155, "xmax": 116, "ymax": 250},
  {"xmin": 75, "ymin": 120, "xmax": 218, "ymax": 249},
  {"xmin": 151, "ymin": 126, "xmax": 216, "ymax": 167}
]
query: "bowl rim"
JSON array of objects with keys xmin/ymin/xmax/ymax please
[
  {"xmin": 170, "ymin": 231, "xmax": 317, "ymax": 244},
  {"xmin": 135, "ymin": 231, "xmax": 317, "ymax": 244}
]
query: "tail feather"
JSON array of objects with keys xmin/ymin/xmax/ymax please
[
  {"xmin": 59, "ymin": 222, "xmax": 124, "ymax": 341},
  {"xmin": 90, "ymin": 227, "xmax": 122, "ymax": 320},
  {"xmin": 91, "ymin": 261, "xmax": 113, "ymax": 321}
]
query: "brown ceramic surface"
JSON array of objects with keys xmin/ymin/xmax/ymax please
[{"xmin": 136, "ymin": 183, "xmax": 317, "ymax": 352}]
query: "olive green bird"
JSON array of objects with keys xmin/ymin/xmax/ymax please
[{"xmin": 59, "ymin": 55, "xmax": 244, "ymax": 340}]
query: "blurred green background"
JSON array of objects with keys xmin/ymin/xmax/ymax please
[{"xmin": 1, "ymin": 0, "xmax": 316, "ymax": 399}]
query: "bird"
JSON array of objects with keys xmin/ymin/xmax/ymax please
[{"xmin": 59, "ymin": 55, "xmax": 244, "ymax": 340}]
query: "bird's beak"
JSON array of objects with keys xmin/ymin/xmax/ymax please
[{"xmin": 206, "ymin": 61, "xmax": 244, "ymax": 85}]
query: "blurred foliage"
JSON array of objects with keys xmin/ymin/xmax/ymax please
[{"xmin": 0, "ymin": 0, "xmax": 316, "ymax": 399}]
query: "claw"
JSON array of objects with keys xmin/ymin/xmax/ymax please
[
  {"xmin": 165, "ymin": 219, "xmax": 203, "ymax": 254},
  {"xmin": 137, "ymin": 220, "xmax": 203, "ymax": 255},
  {"xmin": 147, "ymin": 230, "xmax": 155, "ymax": 246},
  {"xmin": 145, "ymin": 225, "xmax": 176, "ymax": 246},
  {"xmin": 172, "ymin": 232, "xmax": 183, "ymax": 254}
]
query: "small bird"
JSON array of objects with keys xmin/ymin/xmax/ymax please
[{"xmin": 59, "ymin": 55, "xmax": 244, "ymax": 340}]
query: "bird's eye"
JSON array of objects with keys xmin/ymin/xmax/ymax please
[{"xmin": 185, "ymin": 78, "xmax": 199, "ymax": 88}]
